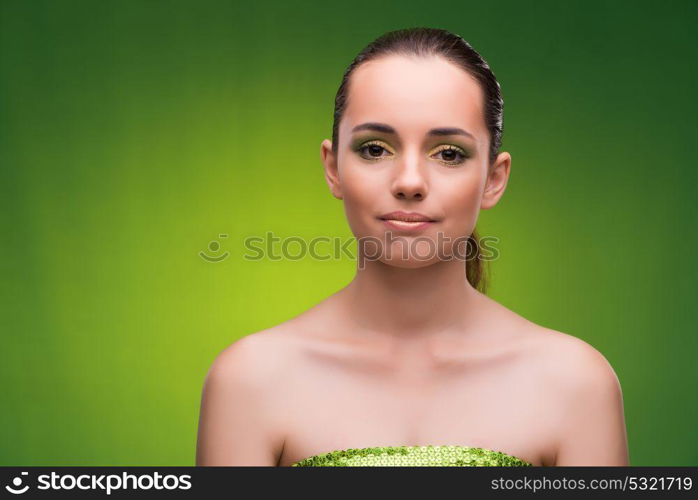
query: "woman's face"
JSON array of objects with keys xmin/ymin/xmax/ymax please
[{"xmin": 321, "ymin": 55, "xmax": 511, "ymax": 268}]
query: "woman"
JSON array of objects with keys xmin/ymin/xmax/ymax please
[{"xmin": 196, "ymin": 27, "xmax": 629, "ymax": 466}]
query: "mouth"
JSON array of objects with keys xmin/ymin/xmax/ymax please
[{"xmin": 377, "ymin": 211, "xmax": 438, "ymax": 232}]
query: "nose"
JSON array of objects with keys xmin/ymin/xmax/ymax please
[{"xmin": 391, "ymin": 151, "xmax": 428, "ymax": 201}]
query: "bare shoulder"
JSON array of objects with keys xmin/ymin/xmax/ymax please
[
  {"xmin": 523, "ymin": 324, "xmax": 622, "ymax": 397},
  {"xmin": 204, "ymin": 291, "xmax": 336, "ymax": 392},
  {"xmin": 483, "ymin": 295, "xmax": 621, "ymax": 391},
  {"xmin": 481, "ymin": 292, "xmax": 623, "ymax": 409},
  {"xmin": 206, "ymin": 325, "xmax": 300, "ymax": 384},
  {"xmin": 514, "ymin": 325, "xmax": 628, "ymax": 465},
  {"xmin": 196, "ymin": 325, "xmax": 301, "ymax": 465},
  {"xmin": 520, "ymin": 323, "xmax": 628, "ymax": 464}
]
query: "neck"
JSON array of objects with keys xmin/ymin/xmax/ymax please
[{"xmin": 338, "ymin": 257, "xmax": 482, "ymax": 340}]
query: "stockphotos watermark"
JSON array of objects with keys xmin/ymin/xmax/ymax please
[
  {"xmin": 4, "ymin": 470, "xmax": 192, "ymax": 495},
  {"xmin": 199, "ymin": 231, "xmax": 501, "ymax": 269}
]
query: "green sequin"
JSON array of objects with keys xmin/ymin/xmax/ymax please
[{"xmin": 291, "ymin": 445, "xmax": 532, "ymax": 467}]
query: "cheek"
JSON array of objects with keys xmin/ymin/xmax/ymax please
[
  {"xmin": 438, "ymin": 174, "xmax": 484, "ymax": 235},
  {"xmin": 338, "ymin": 166, "xmax": 383, "ymax": 236}
]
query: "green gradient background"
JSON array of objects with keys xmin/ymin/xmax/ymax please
[{"xmin": 1, "ymin": 0, "xmax": 696, "ymax": 466}]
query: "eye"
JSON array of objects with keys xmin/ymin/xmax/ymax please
[
  {"xmin": 356, "ymin": 140, "xmax": 393, "ymax": 161},
  {"xmin": 431, "ymin": 145, "xmax": 469, "ymax": 166},
  {"xmin": 353, "ymin": 140, "xmax": 470, "ymax": 165}
]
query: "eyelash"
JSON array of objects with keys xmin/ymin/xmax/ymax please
[{"xmin": 355, "ymin": 140, "xmax": 470, "ymax": 166}]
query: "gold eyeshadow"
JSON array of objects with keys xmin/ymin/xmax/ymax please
[{"xmin": 351, "ymin": 137, "xmax": 472, "ymax": 166}]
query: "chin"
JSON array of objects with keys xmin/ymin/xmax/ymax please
[{"xmin": 377, "ymin": 256, "xmax": 441, "ymax": 269}]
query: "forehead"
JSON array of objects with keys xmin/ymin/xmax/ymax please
[{"xmin": 342, "ymin": 55, "xmax": 486, "ymax": 140}]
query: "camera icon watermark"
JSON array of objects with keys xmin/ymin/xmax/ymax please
[
  {"xmin": 199, "ymin": 234, "xmax": 229, "ymax": 263},
  {"xmin": 5, "ymin": 472, "xmax": 29, "ymax": 494}
]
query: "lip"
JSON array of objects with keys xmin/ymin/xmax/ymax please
[
  {"xmin": 379, "ymin": 211, "xmax": 436, "ymax": 222},
  {"xmin": 377, "ymin": 211, "xmax": 438, "ymax": 232}
]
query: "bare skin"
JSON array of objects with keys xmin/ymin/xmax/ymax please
[{"xmin": 196, "ymin": 55, "xmax": 629, "ymax": 467}]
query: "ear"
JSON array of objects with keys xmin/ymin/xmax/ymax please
[
  {"xmin": 481, "ymin": 151, "xmax": 511, "ymax": 210},
  {"xmin": 320, "ymin": 139, "xmax": 343, "ymax": 200}
]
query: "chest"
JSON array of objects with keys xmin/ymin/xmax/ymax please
[{"xmin": 277, "ymin": 358, "xmax": 553, "ymax": 465}]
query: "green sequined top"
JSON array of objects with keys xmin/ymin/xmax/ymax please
[{"xmin": 291, "ymin": 445, "xmax": 532, "ymax": 467}]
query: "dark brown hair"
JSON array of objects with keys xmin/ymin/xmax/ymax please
[{"xmin": 331, "ymin": 27, "xmax": 504, "ymax": 293}]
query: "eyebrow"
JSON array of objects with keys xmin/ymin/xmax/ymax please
[{"xmin": 351, "ymin": 122, "xmax": 475, "ymax": 140}]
